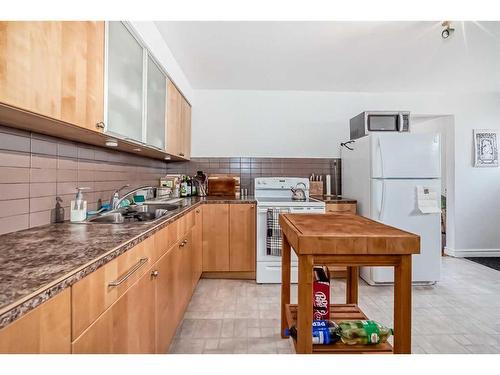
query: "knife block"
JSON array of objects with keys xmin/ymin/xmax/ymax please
[{"xmin": 310, "ymin": 181, "xmax": 324, "ymax": 196}]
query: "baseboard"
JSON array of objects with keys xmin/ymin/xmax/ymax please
[
  {"xmin": 201, "ymin": 271, "xmax": 256, "ymax": 280},
  {"xmin": 445, "ymin": 247, "xmax": 500, "ymax": 257}
]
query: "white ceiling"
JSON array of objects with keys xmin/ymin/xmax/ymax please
[{"xmin": 155, "ymin": 21, "xmax": 500, "ymax": 92}]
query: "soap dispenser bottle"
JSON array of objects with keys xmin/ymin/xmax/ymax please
[{"xmin": 70, "ymin": 187, "xmax": 89, "ymax": 222}]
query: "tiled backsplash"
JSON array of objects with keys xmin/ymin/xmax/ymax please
[
  {"xmin": 166, "ymin": 157, "xmax": 341, "ymax": 194},
  {"xmin": 0, "ymin": 125, "xmax": 167, "ymax": 235},
  {"xmin": 0, "ymin": 124, "xmax": 341, "ymax": 235}
]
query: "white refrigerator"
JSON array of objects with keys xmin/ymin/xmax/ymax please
[{"xmin": 342, "ymin": 133, "xmax": 442, "ymax": 285}]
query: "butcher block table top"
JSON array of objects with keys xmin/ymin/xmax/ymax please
[
  {"xmin": 279, "ymin": 213, "xmax": 420, "ymax": 355},
  {"xmin": 279, "ymin": 213, "xmax": 420, "ymax": 256}
]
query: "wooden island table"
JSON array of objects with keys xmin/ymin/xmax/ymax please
[{"xmin": 279, "ymin": 213, "xmax": 420, "ymax": 354}]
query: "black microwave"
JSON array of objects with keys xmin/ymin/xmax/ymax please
[{"xmin": 349, "ymin": 111, "xmax": 410, "ymax": 140}]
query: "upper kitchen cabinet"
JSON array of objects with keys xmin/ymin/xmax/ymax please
[
  {"xmin": 105, "ymin": 21, "xmax": 144, "ymax": 142},
  {"xmin": 166, "ymin": 80, "xmax": 191, "ymax": 160},
  {"xmin": 145, "ymin": 56, "xmax": 166, "ymax": 150},
  {"xmin": 0, "ymin": 21, "xmax": 105, "ymax": 132},
  {"xmin": 105, "ymin": 22, "xmax": 168, "ymax": 151}
]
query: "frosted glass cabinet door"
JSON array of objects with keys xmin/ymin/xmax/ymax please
[
  {"xmin": 146, "ymin": 57, "xmax": 166, "ymax": 150},
  {"xmin": 106, "ymin": 22, "xmax": 144, "ymax": 141}
]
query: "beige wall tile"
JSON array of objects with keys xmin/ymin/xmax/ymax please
[
  {"xmin": 31, "ymin": 155, "xmax": 57, "ymax": 169},
  {"xmin": 0, "ymin": 167, "xmax": 30, "ymax": 183},
  {"xmin": 0, "ymin": 183, "xmax": 30, "ymax": 200},
  {"xmin": 0, "ymin": 199, "xmax": 29, "ymax": 218},
  {"xmin": 0, "ymin": 214, "xmax": 29, "ymax": 235},
  {"xmin": 0, "ymin": 151, "xmax": 30, "ymax": 168},
  {"xmin": 30, "ymin": 182, "xmax": 56, "ymax": 198},
  {"xmin": 29, "ymin": 210, "xmax": 53, "ymax": 228},
  {"xmin": 30, "ymin": 196, "xmax": 57, "ymax": 213},
  {"xmin": 31, "ymin": 168, "xmax": 57, "ymax": 183}
]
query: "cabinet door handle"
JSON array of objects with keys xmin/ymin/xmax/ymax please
[
  {"xmin": 108, "ymin": 257, "xmax": 148, "ymax": 287},
  {"xmin": 95, "ymin": 121, "xmax": 105, "ymax": 130},
  {"xmin": 151, "ymin": 270, "xmax": 159, "ymax": 278},
  {"xmin": 179, "ymin": 152, "xmax": 185, "ymax": 157}
]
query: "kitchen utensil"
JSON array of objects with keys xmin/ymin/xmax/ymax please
[{"xmin": 291, "ymin": 182, "xmax": 307, "ymax": 201}]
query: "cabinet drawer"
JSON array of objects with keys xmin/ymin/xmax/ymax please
[
  {"xmin": 71, "ymin": 235, "xmax": 156, "ymax": 339},
  {"xmin": 166, "ymin": 210, "xmax": 195, "ymax": 249},
  {"xmin": 326, "ymin": 203, "xmax": 356, "ymax": 214}
]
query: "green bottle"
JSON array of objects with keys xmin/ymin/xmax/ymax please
[
  {"xmin": 338, "ymin": 320, "xmax": 393, "ymax": 345},
  {"xmin": 180, "ymin": 176, "xmax": 187, "ymax": 197}
]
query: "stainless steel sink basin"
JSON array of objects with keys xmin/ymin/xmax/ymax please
[
  {"xmin": 86, "ymin": 212, "xmax": 125, "ymax": 224},
  {"xmin": 85, "ymin": 203, "xmax": 181, "ymax": 224}
]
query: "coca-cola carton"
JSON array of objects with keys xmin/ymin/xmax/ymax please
[{"xmin": 313, "ymin": 266, "xmax": 330, "ymax": 320}]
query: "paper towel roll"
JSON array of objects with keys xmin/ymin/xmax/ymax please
[{"xmin": 326, "ymin": 175, "xmax": 331, "ymax": 196}]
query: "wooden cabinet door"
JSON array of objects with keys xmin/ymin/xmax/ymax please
[
  {"xmin": 192, "ymin": 206, "xmax": 203, "ymax": 283},
  {"xmin": 60, "ymin": 22, "xmax": 104, "ymax": 132},
  {"xmin": 154, "ymin": 242, "xmax": 183, "ymax": 353},
  {"xmin": 0, "ymin": 289, "xmax": 71, "ymax": 354},
  {"xmin": 229, "ymin": 203, "xmax": 256, "ymax": 272},
  {"xmin": 166, "ymin": 79, "xmax": 182, "ymax": 157},
  {"xmin": 202, "ymin": 204, "xmax": 230, "ymax": 271},
  {"xmin": 154, "ymin": 231, "xmax": 193, "ymax": 354},
  {"xmin": 181, "ymin": 97, "xmax": 191, "ymax": 160},
  {"xmin": 72, "ymin": 267, "xmax": 156, "ymax": 354},
  {"xmin": 0, "ymin": 21, "xmax": 104, "ymax": 131}
]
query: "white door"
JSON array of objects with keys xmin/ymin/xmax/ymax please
[
  {"xmin": 363, "ymin": 178, "xmax": 441, "ymax": 283},
  {"xmin": 371, "ymin": 133, "xmax": 441, "ymax": 178}
]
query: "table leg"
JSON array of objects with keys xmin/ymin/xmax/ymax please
[
  {"xmin": 346, "ymin": 266, "xmax": 359, "ymax": 304},
  {"xmin": 393, "ymin": 255, "xmax": 412, "ymax": 354},
  {"xmin": 281, "ymin": 234, "xmax": 291, "ymax": 339},
  {"xmin": 297, "ymin": 255, "xmax": 314, "ymax": 354}
]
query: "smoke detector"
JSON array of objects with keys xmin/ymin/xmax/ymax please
[{"xmin": 441, "ymin": 21, "xmax": 455, "ymax": 39}]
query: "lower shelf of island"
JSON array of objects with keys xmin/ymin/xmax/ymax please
[{"xmin": 284, "ymin": 304, "xmax": 393, "ymax": 354}]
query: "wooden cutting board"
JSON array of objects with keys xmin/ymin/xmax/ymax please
[{"xmin": 208, "ymin": 175, "xmax": 240, "ymax": 196}]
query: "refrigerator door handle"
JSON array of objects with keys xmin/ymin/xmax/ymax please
[
  {"xmin": 378, "ymin": 180, "xmax": 386, "ymax": 220},
  {"xmin": 376, "ymin": 137, "xmax": 385, "ymax": 178}
]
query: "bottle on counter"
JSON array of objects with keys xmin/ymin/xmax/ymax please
[
  {"xmin": 191, "ymin": 176, "xmax": 197, "ymax": 196},
  {"xmin": 337, "ymin": 320, "xmax": 393, "ymax": 345},
  {"xmin": 186, "ymin": 176, "xmax": 192, "ymax": 196},
  {"xmin": 180, "ymin": 176, "xmax": 187, "ymax": 197},
  {"xmin": 287, "ymin": 320, "xmax": 340, "ymax": 345}
]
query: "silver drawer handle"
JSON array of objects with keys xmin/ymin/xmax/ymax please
[{"xmin": 108, "ymin": 257, "xmax": 149, "ymax": 287}]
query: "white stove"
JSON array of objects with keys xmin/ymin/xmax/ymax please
[{"xmin": 255, "ymin": 177, "xmax": 325, "ymax": 283}]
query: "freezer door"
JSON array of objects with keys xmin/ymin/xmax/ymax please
[
  {"xmin": 371, "ymin": 133, "xmax": 441, "ymax": 178},
  {"xmin": 365, "ymin": 178, "xmax": 442, "ymax": 284}
]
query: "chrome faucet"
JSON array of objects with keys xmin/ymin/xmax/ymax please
[
  {"xmin": 110, "ymin": 185, "xmax": 156, "ymax": 210},
  {"xmin": 110, "ymin": 184, "xmax": 130, "ymax": 210}
]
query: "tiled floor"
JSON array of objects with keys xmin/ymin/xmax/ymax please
[{"xmin": 168, "ymin": 257, "xmax": 500, "ymax": 354}]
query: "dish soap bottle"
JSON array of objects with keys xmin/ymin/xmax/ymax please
[{"xmin": 70, "ymin": 187, "xmax": 89, "ymax": 222}]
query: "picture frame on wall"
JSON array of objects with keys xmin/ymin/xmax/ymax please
[{"xmin": 474, "ymin": 129, "xmax": 498, "ymax": 167}]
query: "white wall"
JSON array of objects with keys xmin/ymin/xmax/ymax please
[
  {"xmin": 129, "ymin": 22, "xmax": 194, "ymax": 103},
  {"xmin": 192, "ymin": 89, "xmax": 500, "ymax": 256}
]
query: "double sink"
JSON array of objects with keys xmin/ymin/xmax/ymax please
[{"xmin": 85, "ymin": 200, "xmax": 184, "ymax": 225}]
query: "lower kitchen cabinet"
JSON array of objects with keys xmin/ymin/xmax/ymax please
[
  {"xmin": 155, "ymin": 230, "xmax": 194, "ymax": 353},
  {"xmin": 202, "ymin": 204, "xmax": 230, "ymax": 272},
  {"xmin": 192, "ymin": 207, "xmax": 203, "ymax": 285},
  {"xmin": 202, "ymin": 203, "xmax": 257, "ymax": 274},
  {"xmin": 229, "ymin": 204, "xmax": 256, "ymax": 272},
  {"xmin": 72, "ymin": 266, "xmax": 157, "ymax": 354},
  {"xmin": 0, "ymin": 289, "xmax": 71, "ymax": 354}
]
